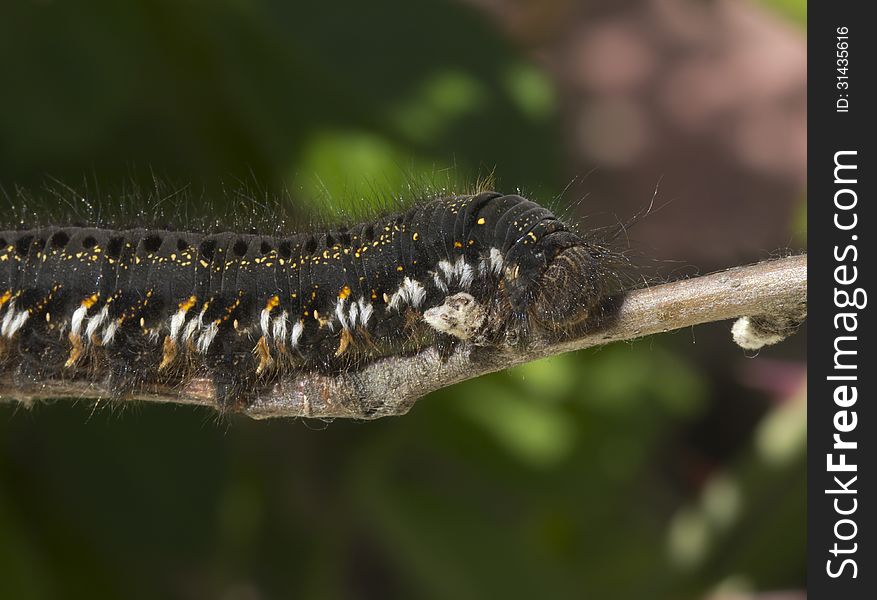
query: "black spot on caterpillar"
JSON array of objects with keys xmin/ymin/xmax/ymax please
[{"xmin": 0, "ymin": 191, "xmax": 623, "ymax": 411}]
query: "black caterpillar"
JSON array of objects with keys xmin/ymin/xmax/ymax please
[{"xmin": 0, "ymin": 192, "xmax": 618, "ymax": 409}]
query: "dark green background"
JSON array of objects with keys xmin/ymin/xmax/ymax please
[{"xmin": 1, "ymin": 1, "xmax": 806, "ymax": 599}]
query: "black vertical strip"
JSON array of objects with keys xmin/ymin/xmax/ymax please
[
  {"xmin": 458, "ymin": 191, "xmax": 502, "ymax": 259},
  {"xmin": 29, "ymin": 228, "xmax": 58, "ymax": 297},
  {"xmin": 142, "ymin": 232, "xmax": 180, "ymax": 329},
  {"xmin": 193, "ymin": 235, "xmax": 216, "ymax": 315},
  {"xmin": 108, "ymin": 230, "xmax": 141, "ymax": 312},
  {"xmin": 399, "ymin": 203, "xmax": 426, "ymax": 276},
  {"xmin": 420, "ymin": 198, "xmax": 452, "ymax": 274},
  {"xmin": 11, "ymin": 229, "xmax": 51, "ymax": 370},
  {"xmin": 808, "ymin": 2, "xmax": 875, "ymax": 597},
  {"xmin": 346, "ymin": 222, "xmax": 368, "ymax": 309},
  {"xmin": 98, "ymin": 231, "xmax": 125, "ymax": 305},
  {"xmin": 412, "ymin": 198, "xmax": 443, "ymax": 270},
  {"xmin": 0, "ymin": 232, "xmax": 13, "ymax": 293},
  {"xmin": 297, "ymin": 233, "xmax": 318, "ymax": 356},
  {"xmin": 203, "ymin": 233, "xmax": 238, "ymax": 325},
  {"xmin": 34, "ymin": 229, "xmax": 66, "ymax": 318},
  {"xmin": 7, "ymin": 232, "xmax": 34, "ymax": 292},
  {"xmin": 390, "ymin": 212, "xmax": 406, "ymax": 280},
  {"xmin": 434, "ymin": 196, "xmax": 459, "ymax": 266},
  {"xmin": 174, "ymin": 234, "xmax": 204, "ymax": 305},
  {"xmin": 234, "ymin": 233, "xmax": 271, "ymax": 333},
  {"xmin": 335, "ymin": 227, "xmax": 363, "ymax": 310},
  {"xmin": 288, "ymin": 234, "xmax": 305, "ymax": 336}
]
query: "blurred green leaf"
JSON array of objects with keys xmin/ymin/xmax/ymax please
[
  {"xmin": 756, "ymin": 0, "xmax": 807, "ymax": 27},
  {"xmin": 503, "ymin": 63, "xmax": 556, "ymax": 121}
]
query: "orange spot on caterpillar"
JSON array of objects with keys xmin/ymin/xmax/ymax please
[
  {"xmin": 335, "ymin": 328, "xmax": 353, "ymax": 357},
  {"xmin": 64, "ymin": 332, "xmax": 84, "ymax": 369},
  {"xmin": 83, "ymin": 293, "xmax": 100, "ymax": 309},
  {"xmin": 158, "ymin": 335, "xmax": 177, "ymax": 371},
  {"xmin": 179, "ymin": 295, "xmax": 197, "ymax": 311},
  {"xmin": 254, "ymin": 336, "xmax": 273, "ymax": 374}
]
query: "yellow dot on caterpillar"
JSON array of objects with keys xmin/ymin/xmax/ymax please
[
  {"xmin": 477, "ymin": 217, "xmax": 485, "ymax": 225},
  {"xmin": 139, "ymin": 317, "xmax": 145, "ymax": 328},
  {"xmin": 382, "ymin": 293, "xmax": 390, "ymax": 303},
  {"xmin": 396, "ymin": 265, "xmax": 403, "ymax": 272},
  {"xmin": 412, "ymin": 232, "xmax": 419, "ymax": 241},
  {"xmin": 45, "ymin": 313, "xmax": 51, "ymax": 323},
  {"xmin": 233, "ymin": 319, "xmax": 239, "ymax": 330},
  {"xmin": 468, "ymin": 240, "xmax": 474, "ymax": 246},
  {"xmin": 338, "ymin": 285, "xmax": 351, "ymax": 300},
  {"xmin": 453, "ymin": 241, "xmax": 463, "ymax": 249}
]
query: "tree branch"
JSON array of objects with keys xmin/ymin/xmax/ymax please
[{"xmin": 2, "ymin": 255, "xmax": 806, "ymax": 419}]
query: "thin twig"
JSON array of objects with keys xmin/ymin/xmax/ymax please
[{"xmin": 1, "ymin": 255, "xmax": 807, "ymax": 419}]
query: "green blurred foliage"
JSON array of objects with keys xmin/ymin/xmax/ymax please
[
  {"xmin": 1, "ymin": 1, "xmax": 805, "ymax": 599},
  {"xmin": 757, "ymin": 0, "xmax": 807, "ymax": 26},
  {"xmin": 0, "ymin": 0, "xmax": 562, "ymax": 193}
]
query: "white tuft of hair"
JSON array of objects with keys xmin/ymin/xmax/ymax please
[{"xmin": 732, "ymin": 317, "xmax": 785, "ymax": 350}]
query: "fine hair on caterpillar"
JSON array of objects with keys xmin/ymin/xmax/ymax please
[{"xmin": 0, "ymin": 182, "xmax": 629, "ymax": 413}]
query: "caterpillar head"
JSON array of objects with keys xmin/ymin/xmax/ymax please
[{"xmin": 504, "ymin": 230, "xmax": 610, "ymax": 331}]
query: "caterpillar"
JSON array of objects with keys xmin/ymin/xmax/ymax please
[{"xmin": 0, "ymin": 191, "xmax": 620, "ymax": 411}]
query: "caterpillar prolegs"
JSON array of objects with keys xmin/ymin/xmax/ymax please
[{"xmin": 0, "ymin": 192, "xmax": 618, "ymax": 412}]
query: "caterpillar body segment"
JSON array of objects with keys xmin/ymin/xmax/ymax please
[{"xmin": 0, "ymin": 192, "xmax": 617, "ymax": 411}]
